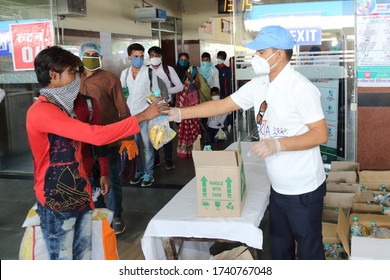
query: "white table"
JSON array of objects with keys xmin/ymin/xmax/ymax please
[{"xmin": 141, "ymin": 142, "xmax": 271, "ymax": 260}]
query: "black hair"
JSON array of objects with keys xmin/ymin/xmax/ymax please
[
  {"xmin": 211, "ymin": 87, "xmax": 220, "ymax": 95},
  {"xmin": 201, "ymin": 52, "xmax": 211, "ymax": 60},
  {"xmin": 34, "ymin": 46, "xmax": 83, "ymax": 87},
  {"xmin": 148, "ymin": 46, "xmax": 162, "ymax": 55},
  {"xmin": 284, "ymin": 49, "xmax": 293, "ymax": 61},
  {"xmin": 217, "ymin": 51, "xmax": 227, "ymax": 60},
  {"xmin": 178, "ymin": 52, "xmax": 189, "ymax": 60},
  {"xmin": 127, "ymin": 43, "xmax": 145, "ymax": 56}
]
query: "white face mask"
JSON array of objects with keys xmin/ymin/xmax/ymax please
[
  {"xmin": 217, "ymin": 59, "xmax": 225, "ymax": 65},
  {"xmin": 250, "ymin": 51, "xmax": 279, "ymax": 76},
  {"xmin": 150, "ymin": 57, "xmax": 162, "ymax": 66},
  {"xmin": 212, "ymin": 95, "xmax": 220, "ymax": 101}
]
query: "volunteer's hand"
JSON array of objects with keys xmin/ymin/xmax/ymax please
[
  {"xmin": 100, "ymin": 176, "xmax": 110, "ymax": 196},
  {"xmin": 251, "ymin": 138, "xmax": 281, "ymax": 158},
  {"xmin": 166, "ymin": 107, "xmax": 182, "ymax": 123},
  {"xmin": 119, "ymin": 140, "xmax": 138, "ymax": 160}
]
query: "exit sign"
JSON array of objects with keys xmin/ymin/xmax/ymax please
[{"xmin": 218, "ymin": 0, "xmax": 253, "ymax": 14}]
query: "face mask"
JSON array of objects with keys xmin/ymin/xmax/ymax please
[
  {"xmin": 150, "ymin": 57, "xmax": 162, "ymax": 66},
  {"xmin": 217, "ymin": 59, "xmax": 225, "ymax": 65},
  {"xmin": 250, "ymin": 51, "xmax": 279, "ymax": 76},
  {"xmin": 82, "ymin": 57, "xmax": 102, "ymax": 71},
  {"xmin": 178, "ymin": 60, "xmax": 189, "ymax": 67},
  {"xmin": 131, "ymin": 57, "xmax": 144, "ymax": 68},
  {"xmin": 201, "ymin": 61, "xmax": 212, "ymax": 68},
  {"xmin": 212, "ymin": 95, "xmax": 220, "ymax": 101},
  {"xmin": 39, "ymin": 76, "xmax": 80, "ymax": 116}
]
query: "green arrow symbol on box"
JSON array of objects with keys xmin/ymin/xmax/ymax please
[
  {"xmin": 201, "ymin": 176, "xmax": 208, "ymax": 197},
  {"xmin": 225, "ymin": 177, "xmax": 232, "ymax": 198}
]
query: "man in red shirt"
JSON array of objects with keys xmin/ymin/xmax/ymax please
[{"xmin": 27, "ymin": 46, "xmax": 167, "ymax": 259}]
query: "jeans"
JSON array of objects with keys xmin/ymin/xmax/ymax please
[
  {"xmin": 107, "ymin": 147, "xmax": 123, "ymax": 217},
  {"xmin": 135, "ymin": 121, "xmax": 154, "ymax": 180},
  {"xmin": 37, "ymin": 202, "xmax": 92, "ymax": 260}
]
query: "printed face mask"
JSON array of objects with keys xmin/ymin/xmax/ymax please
[
  {"xmin": 82, "ymin": 57, "xmax": 102, "ymax": 71},
  {"xmin": 212, "ymin": 95, "xmax": 220, "ymax": 100},
  {"xmin": 250, "ymin": 51, "xmax": 279, "ymax": 76},
  {"xmin": 39, "ymin": 76, "xmax": 80, "ymax": 116},
  {"xmin": 131, "ymin": 57, "xmax": 144, "ymax": 68},
  {"xmin": 150, "ymin": 57, "xmax": 162, "ymax": 66}
]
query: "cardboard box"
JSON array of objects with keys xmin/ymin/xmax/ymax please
[
  {"xmin": 192, "ymin": 138, "xmax": 247, "ymax": 217},
  {"xmin": 330, "ymin": 161, "xmax": 360, "ymax": 172},
  {"xmin": 359, "ymin": 170, "xmax": 390, "ymax": 191},
  {"xmin": 326, "ymin": 182, "xmax": 361, "ymax": 193},
  {"xmin": 326, "ymin": 171, "xmax": 358, "ymax": 184},
  {"xmin": 335, "ymin": 211, "xmax": 390, "ymax": 259}
]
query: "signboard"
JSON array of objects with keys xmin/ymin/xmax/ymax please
[
  {"xmin": 10, "ymin": 21, "xmax": 53, "ymax": 71},
  {"xmin": 218, "ymin": 0, "xmax": 253, "ymax": 14},
  {"xmin": 0, "ymin": 30, "xmax": 12, "ymax": 56},
  {"xmin": 315, "ymin": 79, "xmax": 340, "ymax": 163},
  {"xmin": 356, "ymin": 0, "xmax": 390, "ymax": 87},
  {"xmin": 288, "ymin": 27, "xmax": 322, "ymax": 46}
]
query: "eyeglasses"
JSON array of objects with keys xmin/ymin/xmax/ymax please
[{"xmin": 256, "ymin": 100, "xmax": 268, "ymax": 124}]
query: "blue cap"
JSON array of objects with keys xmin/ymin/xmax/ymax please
[
  {"xmin": 244, "ymin": 25, "xmax": 295, "ymax": 50},
  {"xmin": 79, "ymin": 41, "xmax": 103, "ymax": 58}
]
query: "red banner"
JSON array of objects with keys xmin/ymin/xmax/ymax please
[{"xmin": 10, "ymin": 21, "xmax": 53, "ymax": 71}]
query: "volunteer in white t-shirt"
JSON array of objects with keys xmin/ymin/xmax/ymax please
[{"xmin": 167, "ymin": 25, "xmax": 328, "ymax": 260}]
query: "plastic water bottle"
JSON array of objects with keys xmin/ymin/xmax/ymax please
[
  {"xmin": 350, "ymin": 216, "xmax": 362, "ymax": 239},
  {"xmin": 324, "ymin": 243, "xmax": 339, "ymax": 258},
  {"xmin": 203, "ymin": 145, "xmax": 212, "ymax": 151},
  {"xmin": 369, "ymin": 221, "xmax": 377, "ymax": 238}
]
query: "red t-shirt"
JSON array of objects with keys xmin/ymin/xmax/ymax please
[{"xmin": 26, "ymin": 96, "xmax": 140, "ymax": 212}]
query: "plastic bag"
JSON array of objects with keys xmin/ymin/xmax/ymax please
[
  {"xmin": 148, "ymin": 116, "xmax": 176, "ymax": 150},
  {"xmin": 215, "ymin": 128, "xmax": 227, "ymax": 141}
]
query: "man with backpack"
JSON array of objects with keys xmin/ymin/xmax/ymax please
[
  {"xmin": 79, "ymin": 41, "xmax": 136, "ymax": 235},
  {"xmin": 73, "ymin": 93, "xmax": 109, "ymax": 208},
  {"xmin": 120, "ymin": 43, "xmax": 167, "ymax": 187},
  {"xmin": 147, "ymin": 46, "xmax": 183, "ymax": 170}
]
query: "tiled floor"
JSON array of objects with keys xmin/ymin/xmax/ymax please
[{"xmin": 0, "ymin": 112, "xmax": 271, "ymax": 260}]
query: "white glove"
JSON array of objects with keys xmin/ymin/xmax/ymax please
[
  {"xmin": 251, "ymin": 138, "xmax": 281, "ymax": 158},
  {"xmin": 166, "ymin": 107, "xmax": 182, "ymax": 123}
]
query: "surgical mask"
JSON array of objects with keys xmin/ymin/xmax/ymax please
[
  {"xmin": 212, "ymin": 95, "xmax": 220, "ymax": 101},
  {"xmin": 82, "ymin": 56, "xmax": 102, "ymax": 71},
  {"xmin": 150, "ymin": 57, "xmax": 162, "ymax": 66},
  {"xmin": 217, "ymin": 59, "xmax": 225, "ymax": 65},
  {"xmin": 131, "ymin": 57, "xmax": 144, "ymax": 68},
  {"xmin": 178, "ymin": 60, "xmax": 189, "ymax": 67},
  {"xmin": 250, "ymin": 51, "xmax": 279, "ymax": 76}
]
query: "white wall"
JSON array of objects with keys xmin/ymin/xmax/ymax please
[{"xmin": 60, "ymin": 0, "xmax": 182, "ymax": 36}]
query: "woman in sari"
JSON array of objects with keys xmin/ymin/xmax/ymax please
[{"xmin": 175, "ymin": 53, "xmax": 201, "ymax": 158}]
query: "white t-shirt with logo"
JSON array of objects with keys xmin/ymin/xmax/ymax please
[{"xmin": 231, "ymin": 63, "xmax": 326, "ymax": 195}]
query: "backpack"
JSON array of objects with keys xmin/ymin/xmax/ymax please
[
  {"xmin": 148, "ymin": 67, "xmax": 169, "ymax": 102},
  {"xmin": 82, "ymin": 95, "xmax": 94, "ymax": 122}
]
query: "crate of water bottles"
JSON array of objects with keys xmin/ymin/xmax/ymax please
[{"xmin": 347, "ymin": 213, "xmax": 390, "ymax": 259}]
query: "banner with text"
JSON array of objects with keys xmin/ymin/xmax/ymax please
[{"xmin": 10, "ymin": 21, "xmax": 53, "ymax": 71}]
